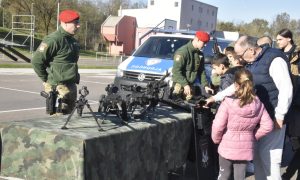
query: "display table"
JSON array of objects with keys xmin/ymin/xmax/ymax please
[{"xmin": 0, "ymin": 107, "xmax": 192, "ymax": 180}]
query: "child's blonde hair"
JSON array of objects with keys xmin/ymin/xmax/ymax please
[{"xmin": 234, "ymin": 68, "xmax": 256, "ymax": 107}]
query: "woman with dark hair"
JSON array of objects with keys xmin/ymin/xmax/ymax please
[{"xmin": 277, "ymin": 28, "xmax": 300, "ymax": 180}]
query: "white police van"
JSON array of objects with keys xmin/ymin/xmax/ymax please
[{"xmin": 114, "ymin": 31, "xmax": 231, "ymax": 97}]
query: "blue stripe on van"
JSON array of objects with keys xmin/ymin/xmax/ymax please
[{"xmin": 126, "ymin": 57, "xmax": 173, "ymax": 73}]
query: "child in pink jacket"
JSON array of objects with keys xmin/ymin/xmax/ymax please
[{"xmin": 211, "ymin": 68, "xmax": 273, "ymax": 180}]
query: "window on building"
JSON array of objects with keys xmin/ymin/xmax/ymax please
[
  {"xmin": 150, "ymin": 0, "xmax": 154, "ymax": 5},
  {"xmin": 198, "ymin": 20, "xmax": 202, "ymax": 26},
  {"xmin": 190, "ymin": 18, "xmax": 193, "ymax": 25},
  {"xmin": 192, "ymin": 5, "xmax": 194, "ymax": 11},
  {"xmin": 207, "ymin": 9, "xmax": 209, "ymax": 14},
  {"xmin": 212, "ymin": 10, "xmax": 215, "ymax": 16},
  {"xmin": 199, "ymin": 7, "xmax": 202, "ymax": 13},
  {"xmin": 174, "ymin": 1, "xmax": 178, "ymax": 7},
  {"xmin": 211, "ymin": 24, "xmax": 213, "ymax": 29},
  {"xmin": 206, "ymin": 22, "xmax": 208, "ymax": 27}
]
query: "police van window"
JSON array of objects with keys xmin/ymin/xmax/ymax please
[
  {"xmin": 134, "ymin": 37, "xmax": 190, "ymax": 59},
  {"xmin": 202, "ymin": 40, "xmax": 231, "ymax": 56}
]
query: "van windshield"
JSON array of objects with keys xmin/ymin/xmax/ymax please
[
  {"xmin": 133, "ymin": 36, "xmax": 231, "ymax": 60},
  {"xmin": 133, "ymin": 37, "xmax": 190, "ymax": 59}
]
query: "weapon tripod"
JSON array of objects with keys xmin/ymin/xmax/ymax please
[{"xmin": 61, "ymin": 86, "xmax": 103, "ymax": 131}]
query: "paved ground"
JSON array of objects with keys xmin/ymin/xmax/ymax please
[{"xmin": 0, "ymin": 68, "xmax": 297, "ymax": 180}]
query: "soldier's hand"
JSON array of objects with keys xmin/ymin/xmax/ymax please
[
  {"xmin": 183, "ymin": 85, "xmax": 191, "ymax": 96},
  {"xmin": 274, "ymin": 119, "xmax": 284, "ymax": 129},
  {"xmin": 43, "ymin": 82, "xmax": 52, "ymax": 93}
]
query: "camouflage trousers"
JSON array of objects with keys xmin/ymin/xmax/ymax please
[
  {"xmin": 173, "ymin": 83, "xmax": 193, "ymax": 100},
  {"xmin": 44, "ymin": 82, "xmax": 77, "ymax": 114}
]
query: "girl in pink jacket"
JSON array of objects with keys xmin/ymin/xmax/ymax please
[{"xmin": 211, "ymin": 68, "xmax": 273, "ymax": 180}]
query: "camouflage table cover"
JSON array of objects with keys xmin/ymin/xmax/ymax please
[{"xmin": 0, "ymin": 107, "xmax": 192, "ymax": 180}]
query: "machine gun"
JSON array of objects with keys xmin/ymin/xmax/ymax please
[
  {"xmin": 61, "ymin": 86, "xmax": 103, "ymax": 131},
  {"xmin": 125, "ymin": 71, "xmax": 170, "ymax": 120},
  {"xmin": 40, "ymin": 87, "xmax": 61, "ymax": 115},
  {"xmin": 98, "ymin": 84, "xmax": 128, "ymax": 122},
  {"xmin": 0, "ymin": 42, "xmax": 31, "ymax": 63}
]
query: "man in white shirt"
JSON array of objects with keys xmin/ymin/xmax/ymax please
[{"xmin": 207, "ymin": 35, "xmax": 293, "ymax": 180}]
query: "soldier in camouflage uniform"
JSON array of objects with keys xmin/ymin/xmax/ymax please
[
  {"xmin": 32, "ymin": 10, "xmax": 81, "ymax": 115},
  {"xmin": 172, "ymin": 31, "xmax": 213, "ymax": 100}
]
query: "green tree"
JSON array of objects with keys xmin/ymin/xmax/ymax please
[
  {"xmin": 242, "ymin": 19, "xmax": 269, "ymax": 37},
  {"xmin": 104, "ymin": 0, "xmax": 130, "ymax": 16},
  {"xmin": 2, "ymin": 0, "xmax": 57, "ymax": 35},
  {"xmin": 216, "ymin": 21, "xmax": 237, "ymax": 31},
  {"xmin": 270, "ymin": 13, "xmax": 291, "ymax": 38}
]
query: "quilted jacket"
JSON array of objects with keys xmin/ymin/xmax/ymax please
[{"xmin": 211, "ymin": 96, "xmax": 273, "ymax": 161}]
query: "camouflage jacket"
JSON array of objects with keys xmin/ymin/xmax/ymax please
[
  {"xmin": 289, "ymin": 45, "xmax": 300, "ymax": 76},
  {"xmin": 172, "ymin": 41, "xmax": 208, "ymax": 87},
  {"xmin": 32, "ymin": 26, "xmax": 80, "ymax": 85}
]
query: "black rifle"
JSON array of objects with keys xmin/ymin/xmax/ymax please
[
  {"xmin": 125, "ymin": 71, "xmax": 170, "ymax": 120},
  {"xmin": 210, "ymin": 30, "xmax": 221, "ymax": 55},
  {"xmin": 40, "ymin": 87, "xmax": 61, "ymax": 115},
  {"xmin": 61, "ymin": 86, "xmax": 103, "ymax": 131},
  {"xmin": 98, "ymin": 84, "xmax": 128, "ymax": 122},
  {"xmin": 162, "ymin": 95, "xmax": 217, "ymax": 180}
]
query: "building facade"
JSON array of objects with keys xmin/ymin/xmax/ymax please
[{"xmin": 118, "ymin": 0, "xmax": 218, "ymax": 32}]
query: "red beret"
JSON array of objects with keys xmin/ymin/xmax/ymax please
[
  {"xmin": 195, "ymin": 31, "xmax": 210, "ymax": 43},
  {"xmin": 59, "ymin": 10, "xmax": 80, "ymax": 23}
]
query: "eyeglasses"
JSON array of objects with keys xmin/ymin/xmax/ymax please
[
  {"xmin": 71, "ymin": 19, "xmax": 80, "ymax": 25},
  {"xmin": 236, "ymin": 48, "xmax": 249, "ymax": 60}
]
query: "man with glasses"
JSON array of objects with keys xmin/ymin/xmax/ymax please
[
  {"xmin": 32, "ymin": 9, "xmax": 81, "ymax": 115},
  {"xmin": 207, "ymin": 35, "xmax": 293, "ymax": 179},
  {"xmin": 236, "ymin": 35, "xmax": 293, "ymax": 179}
]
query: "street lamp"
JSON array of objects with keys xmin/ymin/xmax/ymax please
[
  {"xmin": 56, "ymin": 0, "xmax": 60, "ymax": 30},
  {"xmin": 31, "ymin": 3, "xmax": 34, "ymax": 15}
]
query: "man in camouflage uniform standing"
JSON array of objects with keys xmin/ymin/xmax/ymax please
[
  {"xmin": 32, "ymin": 9, "xmax": 81, "ymax": 115},
  {"xmin": 172, "ymin": 31, "xmax": 213, "ymax": 100}
]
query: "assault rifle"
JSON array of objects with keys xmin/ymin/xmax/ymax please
[
  {"xmin": 40, "ymin": 87, "xmax": 62, "ymax": 115},
  {"xmin": 210, "ymin": 30, "xmax": 221, "ymax": 55},
  {"xmin": 98, "ymin": 84, "xmax": 128, "ymax": 122},
  {"xmin": 62, "ymin": 86, "xmax": 103, "ymax": 131},
  {"xmin": 162, "ymin": 95, "xmax": 217, "ymax": 180}
]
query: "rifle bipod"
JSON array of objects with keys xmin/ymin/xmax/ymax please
[{"xmin": 61, "ymin": 86, "xmax": 103, "ymax": 131}]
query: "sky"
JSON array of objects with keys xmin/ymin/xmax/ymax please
[{"xmin": 199, "ymin": 0, "xmax": 300, "ymax": 23}]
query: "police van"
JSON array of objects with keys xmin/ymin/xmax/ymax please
[{"xmin": 114, "ymin": 31, "xmax": 232, "ymax": 97}]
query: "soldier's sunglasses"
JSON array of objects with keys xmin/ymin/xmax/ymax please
[{"xmin": 71, "ymin": 19, "xmax": 80, "ymax": 25}]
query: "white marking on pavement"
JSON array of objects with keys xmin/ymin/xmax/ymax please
[
  {"xmin": 0, "ymin": 102, "xmax": 98, "ymax": 114},
  {"xmin": 0, "ymin": 107, "xmax": 45, "ymax": 114},
  {"xmin": 80, "ymin": 80, "xmax": 111, "ymax": 84},
  {"xmin": 0, "ymin": 86, "xmax": 40, "ymax": 94}
]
